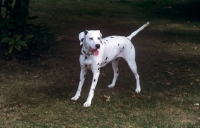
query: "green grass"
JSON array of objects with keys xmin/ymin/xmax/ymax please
[{"xmin": 0, "ymin": 0, "xmax": 200, "ymax": 127}]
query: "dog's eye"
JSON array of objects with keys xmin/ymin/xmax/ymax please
[{"xmin": 89, "ymin": 38, "xmax": 93, "ymax": 40}]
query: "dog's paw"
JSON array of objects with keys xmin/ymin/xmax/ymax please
[
  {"xmin": 71, "ymin": 95, "xmax": 79, "ymax": 101},
  {"xmin": 108, "ymin": 84, "xmax": 115, "ymax": 88},
  {"xmin": 83, "ymin": 101, "xmax": 91, "ymax": 107},
  {"xmin": 135, "ymin": 87, "xmax": 141, "ymax": 93}
]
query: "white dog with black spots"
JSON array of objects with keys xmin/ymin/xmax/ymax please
[{"xmin": 71, "ymin": 22, "xmax": 149, "ymax": 107}]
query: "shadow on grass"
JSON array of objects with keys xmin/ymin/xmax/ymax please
[{"xmin": 125, "ymin": 0, "xmax": 200, "ymax": 22}]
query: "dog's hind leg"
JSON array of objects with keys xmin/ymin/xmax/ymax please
[
  {"xmin": 108, "ymin": 58, "xmax": 121, "ymax": 88},
  {"xmin": 71, "ymin": 68, "xmax": 87, "ymax": 101},
  {"xmin": 127, "ymin": 60, "xmax": 141, "ymax": 93}
]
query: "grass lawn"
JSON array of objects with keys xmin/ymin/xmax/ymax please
[{"xmin": 0, "ymin": 0, "xmax": 200, "ymax": 127}]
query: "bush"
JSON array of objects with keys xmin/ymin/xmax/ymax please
[{"xmin": 0, "ymin": 0, "xmax": 52, "ymax": 59}]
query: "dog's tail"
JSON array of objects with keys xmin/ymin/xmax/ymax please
[{"xmin": 127, "ymin": 22, "xmax": 149, "ymax": 40}]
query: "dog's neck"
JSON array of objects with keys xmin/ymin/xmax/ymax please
[{"xmin": 82, "ymin": 41, "xmax": 92, "ymax": 56}]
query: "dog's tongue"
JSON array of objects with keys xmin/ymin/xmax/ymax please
[
  {"xmin": 90, "ymin": 47, "xmax": 99, "ymax": 56},
  {"xmin": 93, "ymin": 49, "xmax": 99, "ymax": 56}
]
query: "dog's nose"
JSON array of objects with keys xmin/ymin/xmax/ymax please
[{"xmin": 95, "ymin": 44, "xmax": 100, "ymax": 49}]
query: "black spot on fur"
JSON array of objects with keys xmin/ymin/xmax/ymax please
[
  {"xmin": 97, "ymin": 63, "xmax": 100, "ymax": 65},
  {"xmin": 83, "ymin": 50, "xmax": 86, "ymax": 55},
  {"xmin": 106, "ymin": 40, "xmax": 108, "ymax": 41},
  {"xmin": 123, "ymin": 47, "xmax": 124, "ymax": 49},
  {"xmin": 98, "ymin": 68, "xmax": 100, "ymax": 70},
  {"xmin": 81, "ymin": 38, "xmax": 84, "ymax": 42},
  {"xmin": 94, "ymin": 79, "xmax": 96, "ymax": 82},
  {"xmin": 111, "ymin": 37, "xmax": 114, "ymax": 38},
  {"xmin": 105, "ymin": 57, "xmax": 108, "ymax": 60},
  {"xmin": 131, "ymin": 46, "xmax": 132, "ymax": 49},
  {"xmin": 84, "ymin": 56, "xmax": 88, "ymax": 61},
  {"xmin": 84, "ymin": 30, "xmax": 88, "ymax": 35},
  {"xmin": 80, "ymin": 52, "xmax": 83, "ymax": 55},
  {"xmin": 118, "ymin": 44, "xmax": 119, "ymax": 46},
  {"xmin": 92, "ymin": 88, "xmax": 95, "ymax": 91}
]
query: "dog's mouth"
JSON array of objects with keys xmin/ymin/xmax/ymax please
[{"xmin": 90, "ymin": 47, "xmax": 99, "ymax": 56}]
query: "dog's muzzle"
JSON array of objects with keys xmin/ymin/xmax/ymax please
[{"xmin": 90, "ymin": 44, "xmax": 100, "ymax": 56}]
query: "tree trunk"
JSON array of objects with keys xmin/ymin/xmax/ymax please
[
  {"xmin": 14, "ymin": 0, "xmax": 30, "ymax": 9},
  {"xmin": 0, "ymin": 0, "xmax": 2, "ymax": 15},
  {"xmin": 13, "ymin": 0, "xmax": 30, "ymax": 19}
]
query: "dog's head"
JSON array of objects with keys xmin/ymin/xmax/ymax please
[{"xmin": 79, "ymin": 30, "xmax": 102, "ymax": 56}]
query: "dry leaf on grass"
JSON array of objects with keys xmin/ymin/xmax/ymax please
[
  {"xmin": 147, "ymin": 95, "xmax": 152, "ymax": 99},
  {"xmin": 103, "ymin": 95, "xmax": 110, "ymax": 102},
  {"xmin": 193, "ymin": 103, "xmax": 199, "ymax": 106},
  {"xmin": 166, "ymin": 71, "xmax": 174, "ymax": 75},
  {"xmin": 184, "ymin": 69, "xmax": 191, "ymax": 72},
  {"xmin": 166, "ymin": 83, "xmax": 172, "ymax": 86},
  {"xmin": 33, "ymin": 75, "xmax": 39, "ymax": 78},
  {"xmin": 132, "ymin": 92, "xmax": 136, "ymax": 98}
]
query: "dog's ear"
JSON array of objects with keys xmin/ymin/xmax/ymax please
[
  {"xmin": 79, "ymin": 32, "xmax": 85, "ymax": 45},
  {"xmin": 97, "ymin": 30, "xmax": 102, "ymax": 38},
  {"xmin": 100, "ymin": 32, "xmax": 102, "ymax": 38},
  {"xmin": 79, "ymin": 30, "xmax": 88, "ymax": 45},
  {"xmin": 84, "ymin": 30, "xmax": 88, "ymax": 35}
]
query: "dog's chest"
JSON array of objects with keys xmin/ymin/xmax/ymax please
[{"xmin": 81, "ymin": 55, "xmax": 111, "ymax": 68}]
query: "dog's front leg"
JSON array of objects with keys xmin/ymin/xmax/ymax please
[
  {"xmin": 71, "ymin": 68, "xmax": 87, "ymax": 101},
  {"xmin": 83, "ymin": 70, "xmax": 100, "ymax": 107}
]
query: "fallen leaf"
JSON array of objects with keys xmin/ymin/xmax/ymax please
[
  {"xmin": 132, "ymin": 92, "xmax": 136, "ymax": 98},
  {"xmin": 188, "ymin": 74, "xmax": 194, "ymax": 77},
  {"xmin": 178, "ymin": 43, "xmax": 182, "ymax": 46},
  {"xmin": 103, "ymin": 95, "xmax": 111, "ymax": 102},
  {"xmin": 147, "ymin": 95, "xmax": 151, "ymax": 99},
  {"xmin": 33, "ymin": 75, "xmax": 39, "ymax": 78},
  {"xmin": 184, "ymin": 69, "xmax": 191, "ymax": 72},
  {"xmin": 166, "ymin": 71, "xmax": 174, "ymax": 75},
  {"xmin": 166, "ymin": 83, "xmax": 172, "ymax": 86}
]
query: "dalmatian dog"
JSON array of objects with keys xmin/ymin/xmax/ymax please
[{"xmin": 71, "ymin": 22, "xmax": 149, "ymax": 107}]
